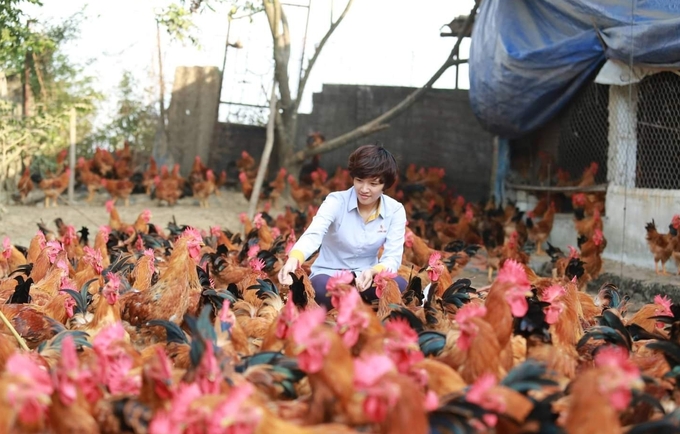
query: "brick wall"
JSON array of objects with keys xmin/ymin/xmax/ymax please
[
  {"xmin": 210, "ymin": 84, "xmax": 495, "ymax": 201},
  {"xmin": 295, "ymin": 85, "xmax": 495, "ymax": 201}
]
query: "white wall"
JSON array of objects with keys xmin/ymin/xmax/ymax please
[{"xmin": 603, "ymin": 185, "xmax": 680, "ymax": 270}]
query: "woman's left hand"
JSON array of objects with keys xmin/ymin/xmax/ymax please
[{"xmin": 355, "ymin": 268, "xmax": 376, "ymax": 292}]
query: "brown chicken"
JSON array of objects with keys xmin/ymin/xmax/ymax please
[
  {"xmin": 645, "ymin": 219, "xmax": 674, "ymax": 275},
  {"xmin": 526, "ymin": 202, "xmax": 555, "ymax": 255},
  {"xmin": 142, "ymin": 156, "xmax": 159, "ymax": 195},
  {"xmin": 288, "ymin": 175, "xmax": 315, "ymax": 210},
  {"xmin": 267, "ymin": 168, "xmax": 288, "ymax": 207},
  {"xmin": 121, "ymin": 229, "xmax": 203, "ymax": 326},
  {"xmin": 579, "ymin": 228, "xmax": 606, "ymax": 278},
  {"xmin": 101, "ymin": 178, "xmax": 134, "ymax": 207},
  {"xmin": 564, "ymin": 347, "xmax": 644, "ymax": 434},
  {"xmin": 92, "ymin": 147, "xmax": 115, "ymax": 177},
  {"xmin": 113, "ymin": 144, "xmax": 133, "ymax": 179},
  {"xmin": 239, "ymin": 172, "xmax": 254, "ymax": 201},
  {"xmin": 154, "ymin": 176, "xmax": 182, "ymax": 206},
  {"xmin": 16, "ymin": 166, "xmax": 33, "ymax": 203},
  {"xmin": 482, "ymin": 260, "xmax": 532, "ymax": 373},
  {"xmin": 237, "ymin": 150, "xmax": 257, "ymax": 179},
  {"xmin": 39, "ymin": 168, "xmax": 71, "ymax": 207},
  {"xmin": 564, "ymin": 161, "xmax": 599, "ymax": 199},
  {"xmin": 188, "ymin": 155, "xmax": 209, "ymax": 187},
  {"xmin": 572, "ymin": 192, "xmax": 605, "ymax": 217},
  {"xmin": 192, "ymin": 169, "xmax": 216, "ymax": 208},
  {"xmin": 671, "ymin": 215, "xmax": 680, "ymax": 274},
  {"xmin": 77, "ymin": 157, "xmax": 101, "ymax": 202}
]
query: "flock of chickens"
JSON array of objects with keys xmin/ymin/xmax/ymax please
[
  {"xmin": 2, "ymin": 144, "xmax": 680, "ymax": 433},
  {"xmin": 13, "ymin": 144, "xmax": 227, "ymax": 208}
]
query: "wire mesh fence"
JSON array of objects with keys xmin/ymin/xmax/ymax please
[
  {"xmin": 636, "ymin": 72, "xmax": 680, "ymax": 190},
  {"xmin": 510, "ymin": 71, "xmax": 680, "ymax": 192},
  {"xmin": 556, "ymin": 81, "xmax": 609, "ymax": 185}
]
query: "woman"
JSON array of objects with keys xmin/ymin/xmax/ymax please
[{"xmin": 278, "ymin": 143, "xmax": 408, "ymax": 309}]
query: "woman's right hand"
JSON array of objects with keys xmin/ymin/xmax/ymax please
[{"xmin": 278, "ymin": 257, "xmax": 299, "ymax": 285}]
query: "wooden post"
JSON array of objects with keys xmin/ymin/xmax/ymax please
[
  {"xmin": 247, "ymin": 82, "xmax": 278, "ymax": 219},
  {"xmin": 155, "ymin": 19, "xmax": 169, "ymax": 165},
  {"xmin": 490, "ymin": 136, "xmax": 499, "ymax": 203},
  {"xmin": 68, "ymin": 107, "xmax": 76, "ymax": 203}
]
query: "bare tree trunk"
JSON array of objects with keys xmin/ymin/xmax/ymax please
[
  {"xmin": 248, "ymin": 82, "xmax": 278, "ymax": 219},
  {"xmin": 264, "ymin": 0, "xmax": 355, "ymax": 175}
]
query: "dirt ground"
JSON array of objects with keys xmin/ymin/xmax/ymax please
[{"xmin": 0, "ymin": 187, "xmax": 296, "ymax": 248}]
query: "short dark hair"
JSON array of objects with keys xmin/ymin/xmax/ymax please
[{"xmin": 348, "ymin": 142, "xmax": 398, "ymax": 188}]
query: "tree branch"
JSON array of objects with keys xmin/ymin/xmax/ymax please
[
  {"xmin": 286, "ymin": 1, "xmax": 478, "ymax": 165},
  {"xmin": 293, "ymin": 0, "xmax": 355, "ymax": 114},
  {"xmin": 285, "ymin": 0, "xmax": 477, "ymax": 166},
  {"xmin": 263, "ymin": 0, "xmax": 277, "ymax": 40}
]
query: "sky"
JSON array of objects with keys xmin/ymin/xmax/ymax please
[{"xmin": 28, "ymin": 0, "xmax": 474, "ymax": 125}]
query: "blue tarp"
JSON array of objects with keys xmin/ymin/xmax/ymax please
[{"xmin": 469, "ymin": 0, "xmax": 680, "ymax": 138}]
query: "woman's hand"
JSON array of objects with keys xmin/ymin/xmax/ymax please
[
  {"xmin": 355, "ymin": 268, "xmax": 376, "ymax": 292},
  {"xmin": 278, "ymin": 257, "xmax": 299, "ymax": 285}
]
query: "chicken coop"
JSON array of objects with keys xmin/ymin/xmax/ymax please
[
  {"xmin": 469, "ymin": 0, "xmax": 680, "ymax": 271},
  {"xmin": 501, "ymin": 68, "xmax": 680, "ymax": 269}
]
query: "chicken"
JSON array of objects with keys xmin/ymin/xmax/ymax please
[
  {"xmin": 564, "ymin": 347, "xmax": 644, "ymax": 434},
  {"xmin": 310, "ymin": 170, "xmax": 331, "ymax": 203},
  {"xmin": 454, "ymin": 303, "xmax": 505, "ymax": 383},
  {"xmin": 154, "ymin": 176, "xmax": 182, "ymax": 206},
  {"xmin": 239, "ymin": 172, "xmax": 254, "ymax": 201},
  {"xmin": 113, "ymin": 146, "xmax": 133, "ymax": 179},
  {"xmin": 482, "ymin": 259, "xmax": 532, "ymax": 372},
  {"xmin": 76, "ymin": 157, "xmax": 101, "ymax": 202},
  {"xmin": 92, "ymin": 147, "xmax": 115, "ymax": 177},
  {"xmin": 564, "ymin": 161, "xmax": 599, "ymax": 199},
  {"xmin": 237, "ymin": 150, "xmax": 257, "ymax": 179},
  {"xmin": 574, "ymin": 208, "xmax": 603, "ymax": 238},
  {"xmin": 121, "ymin": 228, "xmax": 203, "ymax": 326},
  {"xmin": 142, "ymin": 156, "xmax": 159, "ymax": 195},
  {"xmin": 579, "ymin": 228, "xmax": 606, "ymax": 278},
  {"xmin": 192, "ymin": 169, "xmax": 216, "ymax": 208},
  {"xmin": 188, "ymin": 155, "xmax": 209, "ymax": 187},
  {"xmin": 16, "ymin": 166, "xmax": 33, "ymax": 203},
  {"xmin": 298, "ymin": 133, "xmax": 324, "ymax": 186},
  {"xmin": 645, "ymin": 219, "xmax": 674, "ymax": 275},
  {"xmin": 526, "ymin": 202, "xmax": 556, "ymax": 255},
  {"xmin": 572, "ymin": 192, "xmax": 605, "ymax": 217},
  {"xmin": 288, "ymin": 175, "xmax": 315, "ymax": 210},
  {"xmin": 38, "ymin": 168, "xmax": 71, "ymax": 207},
  {"xmin": 670, "ymin": 215, "xmax": 680, "ymax": 274},
  {"xmin": 267, "ymin": 168, "xmax": 287, "ymax": 207},
  {"xmin": 101, "ymin": 178, "xmax": 134, "ymax": 207},
  {"xmin": 403, "ymin": 228, "xmax": 433, "ymax": 268}
]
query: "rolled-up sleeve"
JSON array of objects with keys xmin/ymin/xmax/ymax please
[
  {"xmin": 374, "ymin": 204, "xmax": 406, "ymax": 273},
  {"xmin": 288, "ymin": 194, "xmax": 341, "ymax": 263}
]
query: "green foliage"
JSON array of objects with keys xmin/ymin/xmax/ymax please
[
  {"xmin": 0, "ymin": 0, "xmax": 43, "ymax": 57},
  {"xmin": 156, "ymin": 3, "xmax": 200, "ymax": 46},
  {"xmin": 156, "ymin": 0, "xmax": 262, "ymax": 46},
  {"xmin": 0, "ymin": 9, "xmax": 102, "ymax": 183}
]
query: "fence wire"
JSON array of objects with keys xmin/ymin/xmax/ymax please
[
  {"xmin": 556, "ymin": 81, "xmax": 609, "ymax": 185},
  {"xmin": 512, "ymin": 71, "xmax": 680, "ymax": 192},
  {"xmin": 636, "ymin": 72, "xmax": 680, "ymax": 190}
]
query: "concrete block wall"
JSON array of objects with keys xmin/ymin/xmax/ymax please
[{"xmin": 295, "ymin": 84, "xmax": 495, "ymax": 202}]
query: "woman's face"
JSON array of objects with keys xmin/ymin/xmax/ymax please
[{"xmin": 354, "ymin": 177, "xmax": 384, "ymax": 207}]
